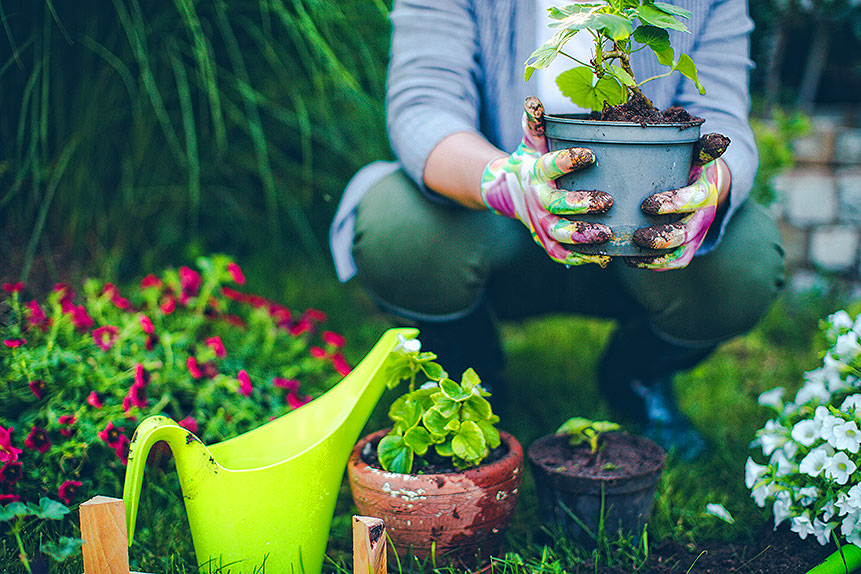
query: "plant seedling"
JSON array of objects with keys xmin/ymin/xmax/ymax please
[
  {"xmin": 556, "ymin": 416, "xmax": 620, "ymax": 454},
  {"xmin": 525, "ymin": 0, "xmax": 705, "ymax": 111}
]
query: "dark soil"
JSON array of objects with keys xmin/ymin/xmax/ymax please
[
  {"xmin": 529, "ymin": 432, "xmax": 664, "ymax": 480},
  {"xmin": 360, "ymin": 433, "xmax": 510, "ymax": 474},
  {"xmin": 598, "ymin": 92, "xmax": 704, "ymax": 128},
  {"xmin": 583, "ymin": 525, "xmax": 835, "ymax": 573}
]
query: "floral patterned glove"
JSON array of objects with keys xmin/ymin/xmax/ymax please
[
  {"xmin": 628, "ymin": 133, "xmax": 730, "ymax": 271},
  {"xmin": 480, "ymin": 97, "xmax": 614, "ymax": 267}
]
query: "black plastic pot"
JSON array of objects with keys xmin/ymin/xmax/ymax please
[
  {"xmin": 545, "ymin": 114, "xmax": 702, "ymax": 257},
  {"xmin": 527, "ymin": 431, "xmax": 666, "ymax": 545}
]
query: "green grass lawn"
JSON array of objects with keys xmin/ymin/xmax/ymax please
[{"xmin": 1, "ymin": 258, "xmax": 850, "ymax": 573}]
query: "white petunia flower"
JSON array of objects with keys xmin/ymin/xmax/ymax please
[
  {"xmin": 854, "ymin": 313, "xmax": 861, "ymax": 337},
  {"xmin": 705, "ymin": 503, "xmax": 735, "ymax": 524},
  {"xmin": 791, "ymin": 419, "xmax": 819, "ymax": 447},
  {"xmin": 770, "ymin": 449, "xmax": 798, "ymax": 477},
  {"xmin": 829, "ymin": 310, "xmax": 854, "ymax": 333},
  {"xmin": 795, "ymin": 378, "xmax": 831, "ymax": 406},
  {"xmin": 821, "ymin": 499, "xmax": 837, "ymax": 522},
  {"xmin": 833, "ymin": 332, "xmax": 861, "ymax": 360},
  {"xmin": 814, "ymin": 406, "xmax": 842, "ymax": 442},
  {"xmin": 756, "ymin": 420, "xmax": 789, "ymax": 456},
  {"xmin": 841, "ymin": 394, "xmax": 861, "ymax": 415},
  {"xmin": 836, "ymin": 491, "xmax": 853, "ymax": 516},
  {"xmin": 841, "ymin": 509, "xmax": 861, "ymax": 539},
  {"xmin": 791, "ymin": 512, "xmax": 816, "ymax": 539},
  {"xmin": 751, "ymin": 481, "xmax": 774, "ymax": 508},
  {"xmin": 832, "ymin": 420, "xmax": 861, "ymax": 453},
  {"xmin": 745, "ymin": 457, "xmax": 768, "ymax": 489},
  {"xmin": 800, "ymin": 446, "xmax": 830, "ymax": 477},
  {"xmin": 395, "ymin": 334, "xmax": 422, "ymax": 354},
  {"xmin": 824, "ymin": 451, "xmax": 857, "ymax": 485},
  {"xmin": 812, "ymin": 517, "xmax": 835, "ymax": 545},
  {"xmin": 846, "ymin": 483, "xmax": 861, "ymax": 511},
  {"xmin": 758, "ymin": 387, "xmax": 785, "ymax": 410},
  {"xmin": 773, "ymin": 490, "xmax": 793, "ymax": 528},
  {"xmin": 783, "ymin": 439, "xmax": 799, "ymax": 460},
  {"xmin": 798, "ymin": 486, "xmax": 819, "ymax": 506}
]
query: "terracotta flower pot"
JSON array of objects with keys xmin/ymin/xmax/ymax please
[
  {"xmin": 347, "ymin": 428, "xmax": 524, "ymax": 566},
  {"xmin": 527, "ymin": 431, "xmax": 666, "ymax": 545}
]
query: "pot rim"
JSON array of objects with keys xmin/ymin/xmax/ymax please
[
  {"xmin": 544, "ymin": 113, "xmax": 705, "ymax": 129},
  {"xmin": 350, "ymin": 428, "xmax": 523, "ymax": 479}
]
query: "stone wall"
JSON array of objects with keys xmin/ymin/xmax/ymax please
[{"xmin": 770, "ymin": 109, "xmax": 861, "ymax": 286}]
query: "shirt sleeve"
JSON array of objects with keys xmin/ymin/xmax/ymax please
[{"xmin": 386, "ymin": 0, "xmax": 483, "ymax": 194}]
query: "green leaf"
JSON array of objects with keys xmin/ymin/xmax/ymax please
[
  {"xmin": 464, "ymin": 395, "xmax": 493, "ymax": 421},
  {"xmin": 592, "ymin": 421, "xmax": 621, "ymax": 433},
  {"xmin": 653, "ymin": 1, "xmax": 692, "ymax": 18},
  {"xmin": 404, "ymin": 426, "xmax": 432, "ymax": 456},
  {"xmin": 433, "ymin": 395, "xmax": 460, "ymax": 418},
  {"xmin": 444, "ymin": 418, "xmax": 461, "ymax": 433},
  {"xmin": 5, "ymin": 502, "xmax": 32, "ymax": 518},
  {"xmin": 525, "ymin": 29, "xmax": 576, "ymax": 81},
  {"xmin": 556, "ymin": 67, "xmax": 625, "ymax": 110},
  {"xmin": 609, "ymin": 65, "xmax": 636, "ymax": 87},
  {"xmin": 36, "ymin": 498, "xmax": 71, "ymax": 521},
  {"xmin": 592, "ymin": 13, "xmax": 634, "ymax": 40},
  {"xmin": 40, "ymin": 537, "xmax": 83, "ymax": 562},
  {"xmin": 420, "ymin": 361, "xmax": 446, "ymax": 381},
  {"xmin": 0, "ymin": 506, "xmax": 13, "ymax": 522},
  {"xmin": 388, "ymin": 396, "xmax": 423, "ymax": 428},
  {"xmin": 435, "ymin": 439, "xmax": 454, "ymax": 458},
  {"xmin": 439, "ymin": 378, "xmax": 471, "ymax": 402},
  {"xmin": 674, "ymin": 53, "xmax": 705, "ymax": 94},
  {"xmin": 377, "ymin": 435, "xmax": 414, "ymax": 474},
  {"xmin": 548, "ymin": 4, "xmax": 603, "ymax": 20},
  {"xmin": 556, "ymin": 416, "xmax": 593, "ymax": 436},
  {"xmin": 422, "ymin": 407, "xmax": 453, "ymax": 435},
  {"xmin": 476, "ymin": 420, "xmax": 501, "ymax": 450},
  {"xmin": 452, "ymin": 421, "xmax": 486, "ymax": 463},
  {"xmin": 636, "ymin": 3, "xmax": 689, "ymax": 32},
  {"xmin": 461, "ymin": 368, "xmax": 481, "ymax": 393},
  {"xmin": 633, "ymin": 24, "xmax": 670, "ymax": 52}
]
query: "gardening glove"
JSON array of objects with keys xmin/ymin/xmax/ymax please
[
  {"xmin": 480, "ymin": 97, "xmax": 614, "ymax": 267},
  {"xmin": 627, "ymin": 134, "xmax": 731, "ymax": 271}
]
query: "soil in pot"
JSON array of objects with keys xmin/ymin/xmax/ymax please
[
  {"xmin": 347, "ymin": 429, "xmax": 524, "ymax": 568},
  {"xmin": 528, "ymin": 431, "xmax": 666, "ymax": 545}
]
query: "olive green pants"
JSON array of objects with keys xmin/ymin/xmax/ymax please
[{"xmin": 351, "ymin": 169, "xmax": 785, "ymax": 347}]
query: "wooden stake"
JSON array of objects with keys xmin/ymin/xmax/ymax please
[
  {"xmin": 79, "ymin": 496, "xmax": 151, "ymax": 574},
  {"xmin": 352, "ymin": 516, "xmax": 386, "ymax": 574}
]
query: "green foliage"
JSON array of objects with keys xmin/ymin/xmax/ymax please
[
  {"xmin": 750, "ymin": 109, "xmax": 810, "ymax": 206},
  {"xmin": 556, "ymin": 416, "xmax": 620, "ymax": 453},
  {"xmin": 376, "ymin": 340, "xmax": 502, "ymax": 474},
  {"xmin": 0, "ymin": 497, "xmax": 81, "ymax": 572},
  {"xmin": 526, "ymin": 0, "xmax": 704, "ymax": 110}
]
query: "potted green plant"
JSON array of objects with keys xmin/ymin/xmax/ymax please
[
  {"xmin": 527, "ymin": 417, "xmax": 665, "ymax": 545},
  {"xmin": 525, "ymin": 0, "xmax": 729, "ymax": 256},
  {"xmin": 347, "ymin": 336, "xmax": 523, "ymax": 567}
]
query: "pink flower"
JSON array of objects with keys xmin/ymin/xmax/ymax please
[
  {"xmin": 0, "ymin": 461, "xmax": 22, "ymax": 486},
  {"xmin": 304, "ymin": 309, "xmax": 327, "ymax": 322},
  {"xmin": 0, "ymin": 426, "xmax": 22, "ymax": 464},
  {"xmin": 92, "ymin": 325, "xmax": 119, "ymax": 351},
  {"xmin": 287, "ymin": 392, "xmax": 312, "ymax": 409},
  {"xmin": 331, "ymin": 353, "xmax": 352, "ymax": 376},
  {"xmin": 145, "ymin": 334, "xmax": 159, "ymax": 351},
  {"xmin": 310, "ymin": 346, "xmax": 328, "ymax": 359},
  {"xmin": 134, "ymin": 364, "xmax": 150, "ymax": 387},
  {"xmin": 205, "ymin": 336, "xmax": 226, "ymax": 358},
  {"xmin": 125, "ymin": 383, "xmax": 147, "ymax": 409},
  {"xmin": 139, "ymin": 315, "xmax": 154, "ymax": 334},
  {"xmin": 269, "ymin": 305, "xmax": 292, "ymax": 327},
  {"xmin": 25, "ymin": 300, "xmax": 49, "ymax": 331},
  {"xmin": 98, "ymin": 422, "xmax": 124, "ymax": 448},
  {"xmin": 87, "ymin": 391, "xmax": 104, "ymax": 409},
  {"xmin": 24, "ymin": 426, "xmax": 51, "ymax": 454},
  {"xmin": 160, "ymin": 295, "xmax": 176, "ymax": 315},
  {"xmin": 200, "ymin": 361, "xmax": 218, "ymax": 379},
  {"xmin": 178, "ymin": 416, "xmax": 199, "ymax": 434},
  {"xmin": 57, "ymin": 480, "xmax": 82, "ymax": 505},
  {"xmin": 103, "ymin": 283, "xmax": 131, "ymax": 310},
  {"xmin": 179, "ymin": 266, "xmax": 202, "ymax": 295},
  {"xmin": 288, "ymin": 318, "xmax": 311, "ymax": 336},
  {"xmin": 227, "ymin": 262, "xmax": 246, "ymax": 285},
  {"xmin": 273, "ymin": 377, "xmax": 299, "ymax": 393},
  {"xmin": 2, "ymin": 282, "xmax": 24, "ymax": 293},
  {"xmin": 58, "ymin": 415, "xmax": 76, "ymax": 426},
  {"xmin": 323, "ymin": 331, "xmax": 346, "ymax": 348},
  {"xmin": 29, "ymin": 380, "xmax": 46, "ymax": 400},
  {"xmin": 0, "ymin": 494, "xmax": 22, "ymax": 504},
  {"xmin": 122, "ymin": 395, "xmax": 133, "ymax": 415},
  {"xmin": 3, "ymin": 339, "xmax": 25, "ymax": 348},
  {"xmin": 237, "ymin": 370, "xmax": 253, "ymax": 397},
  {"xmin": 187, "ymin": 356, "xmax": 202, "ymax": 379},
  {"xmin": 71, "ymin": 305, "xmax": 94, "ymax": 330},
  {"xmin": 114, "ymin": 435, "xmax": 130, "ymax": 465},
  {"xmin": 140, "ymin": 274, "xmax": 162, "ymax": 289},
  {"xmin": 221, "ymin": 286, "xmax": 246, "ymax": 303}
]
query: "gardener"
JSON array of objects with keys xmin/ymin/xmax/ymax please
[{"xmin": 329, "ymin": 0, "xmax": 785, "ymax": 460}]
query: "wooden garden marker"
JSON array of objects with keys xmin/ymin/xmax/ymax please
[
  {"xmin": 79, "ymin": 496, "xmax": 151, "ymax": 574},
  {"xmin": 352, "ymin": 516, "xmax": 386, "ymax": 574}
]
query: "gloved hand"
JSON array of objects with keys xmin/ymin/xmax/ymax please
[
  {"xmin": 627, "ymin": 134, "xmax": 730, "ymax": 271},
  {"xmin": 481, "ymin": 97, "xmax": 614, "ymax": 267}
]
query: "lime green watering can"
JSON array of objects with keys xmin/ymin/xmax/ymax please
[{"xmin": 123, "ymin": 327, "xmax": 417, "ymax": 574}]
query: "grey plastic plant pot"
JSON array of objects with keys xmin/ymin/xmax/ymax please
[{"xmin": 545, "ymin": 114, "xmax": 703, "ymax": 257}]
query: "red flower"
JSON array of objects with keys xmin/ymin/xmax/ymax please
[
  {"xmin": 25, "ymin": 300, "xmax": 49, "ymax": 331},
  {"xmin": 269, "ymin": 305, "xmax": 292, "ymax": 327},
  {"xmin": 200, "ymin": 361, "xmax": 219, "ymax": 379},
  {"xmin": 139, "ymin": 315, "xmax": 154, "ymax": 334},
  {"xmin": 323, "ymin": 331, "xmax": 346, "ymax": 348},
  {"xmin": 92, "ymin": 325, "xmax": 119, "ymax": 351},
  {"xmin": 24, "ymin": 426, "xmax": 51, "ymax": 454},
  {"xmin": 227, "ymin": 262, "xmax": 246, "ymax": 285},
  {"xmin": 29, "ymin": 380, "xmax": 46, "ymax": 400},
  {"xmin": 310, "ymin": 346, "xmax": 328, "ymax": 359},
  {"xmin": 178, "ymin": 416, "xmax": 199, "ymax": 434},
  {"xmin": 114, "ymin": 435, "xmax": 130, "ymax": 465},
  {"xmin": 187, "ymin": 356, "xmax": 202, "ymax": 379},
  {"xmin": 273, "ymin": 377, "xmax": 299, "ymax": 392},
  {"xmin": 304, "ymin": 309, "xmax": 327, "ymax": 322},
  {"xmin": 98, "ymin": 422, "xmax": 124, "ymax": 448},
  {"xmin": 160, "ymin": 294, "xmax": 176, "ymax": 315},
  {"xmin": 140, "ymin": 274, "xmax": 162, "ymax": 289},
  {"xmin": 3, "ymin": 339, "xmax": 25, "ymax": 348},
  {"xmin": 0, "ymin": 494, "xmax": 22, "ymax": 504},
  {"xmin": 134, "ymin": 364, "xmax": 150, "ymax": 387},
  {"xmin": 331, "ymin": 353, "xmax": 352, "ymax": 376},
  {"xmin": 221, "ymin": 286, "xmax": 246, "ymax": 302},
  {"xmin": 0, "ymin": 462, "xmax": 22, "ymax": 486},
  {"xmin": 57, "ymin": 480, "xmax": 82, "ymax": 505},
  {"xmin": 0, "ymin": 426, "xmax": 22, "ymax": 464},
  {"xmin": 145, "ymin": 334, "xmax": 159, "ymax": 351},
  {"xmin": 71, "ymin": 305, "xmax": 94, "ymax": 330},
  {"xmin": 103, "ymin": 283, "xmax": 131, "ymax": 310},
  {"xmin": 287, "ymin": 392, "xmax": 312, "ymax": 409},
  {"xmin": 288, "ymin": 318, "xmax": 311, "ymax": 336},
  {"xmin": 87, "ymin": 391, "xmax": 104, "ymax": 409},
  {"xmin": 126, "ymin": 382, "xmax": 148, "ymax": 410},
  {"xmin": 179, "ymin": 266, "xmax": 202, "ymax": 295},
  {"xmin": 205, "ymin": 336, "xmax": 226, "ymax": 358},
  {"xmin": 58, "ymin": 415, "xmax": 76, "ymax": 437},
  {"xmin": 237, "ymin": 370, "xmax": 253, "ymax": 397},
  {"xmin": 54, "ymin": 283, "xmax": 76, "ymax": 312},
  {"xmin": 224, "ymin": 315, "xmax": 246, "ymax": 328},
  {"xmin": 2, "ymin": 282, "xmax": 24, "ymax": 293}
]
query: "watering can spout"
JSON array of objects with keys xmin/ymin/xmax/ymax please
[{"xmin": 123, "ymin": 415, "xmax": 215, "ymax": 544}]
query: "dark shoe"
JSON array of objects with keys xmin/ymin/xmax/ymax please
[{"xmin": 628, "ymin": 377, "xmax": 707, "ymax": 461}]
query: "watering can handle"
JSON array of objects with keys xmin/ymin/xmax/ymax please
[
  {"xmin": 804, "ymin": 544, "xmax": 861, "ymax": 574},
  {"xmin": 123, "ymin": 415, "xmax": 206, "ymax": 546}
]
